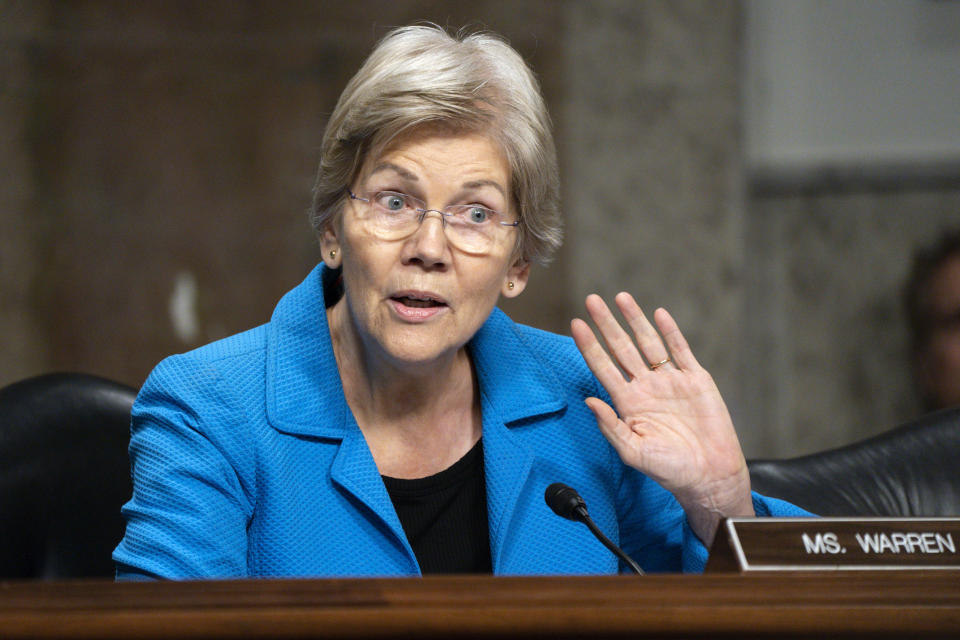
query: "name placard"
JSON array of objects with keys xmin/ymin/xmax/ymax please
[{"xmin": 706, "ymin": 517, "xmax": 960, "ymax": 572}]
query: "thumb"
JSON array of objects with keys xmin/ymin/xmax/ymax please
[
  {"xmin": 585, "ymin": 396, "xmax": 622, "ymax": 437},
  {"xmin": 585, "ymin": 397, "xmax": 646, "ymax": 472}
]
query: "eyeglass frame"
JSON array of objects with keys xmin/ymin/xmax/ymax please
[{"xmin": 346, "ymin": 188, "xmax": 520, "ymax": 240}]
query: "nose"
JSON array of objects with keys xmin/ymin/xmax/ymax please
[{"xmin": 401, "ymin": 210, "xmax": 449, "ymax": 268}]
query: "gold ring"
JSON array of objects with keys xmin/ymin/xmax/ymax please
[{"xmin": 650, "ymin": 357, "xmax": 671, "ymax": 370}]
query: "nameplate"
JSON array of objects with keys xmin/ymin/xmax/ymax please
[{"xmin": 706, "ymin": 517, "xmax": 960, "ymax": 572}]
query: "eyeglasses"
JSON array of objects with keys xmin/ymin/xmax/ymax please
[{"xmin": 347, "ymin": 189, "xmax": 519, "ymax": 255}]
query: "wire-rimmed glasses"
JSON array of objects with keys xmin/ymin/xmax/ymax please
[{"xmin": 347, "ymin": 189, "xmax": 519, "ymax": 255}]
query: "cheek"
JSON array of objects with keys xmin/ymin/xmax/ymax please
[
  {"xmin": 340, "ymin": 229, "xmax": 388, "ymax": 290},
  {"xmin": 463, "ymin": 263, "xmax": 509, "ymax": 302},
  {"xmin": 339, "ymin": 255, "xmax": 387, "ymax": 326}
]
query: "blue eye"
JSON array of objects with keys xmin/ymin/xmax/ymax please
[
  {"xmin": 376, "ymin": 192, "xmax": 407, "ymax": 211},
  {"xmin": 466, "ymin": 206, "xmax": 490, "ymax": 224}
]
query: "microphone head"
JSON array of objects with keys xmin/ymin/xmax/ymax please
[{"xmin": 544, "ymin": 482, "xmax": 587, "ymax": 521}]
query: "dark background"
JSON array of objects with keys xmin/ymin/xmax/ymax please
[{"xmin": 4, "ymin": 1, "xmax": 959, "ymax": 457}]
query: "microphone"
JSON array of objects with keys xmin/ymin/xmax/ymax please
[{"xmin": 544, "ymin": 482, "xmax": 644, "ymax": 575}]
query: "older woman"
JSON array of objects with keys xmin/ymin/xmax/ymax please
[{"xmin": 113, "ymin": 25, "xmax": 806, "ymax": 579}]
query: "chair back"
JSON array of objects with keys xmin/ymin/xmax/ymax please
[
  {"xmin": 748, "ymin": 407, "xmax": 960, "ymax": 516},
  {"xmin": 0, "ymin": 373, "xmax": 136, "ymax": 578}
]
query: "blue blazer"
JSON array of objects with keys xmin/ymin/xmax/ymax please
[{"xmin": 114, "ymin": 264, "xmax": 809, "ymax": 579}]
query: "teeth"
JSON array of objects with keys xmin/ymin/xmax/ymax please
[
  {"xmin": 395, "ymin": 294, "xmax": 443, "ymax": 308},
  {"xmin": 398, "ymin": 294, "xmax": 439, "ymax": 302}
]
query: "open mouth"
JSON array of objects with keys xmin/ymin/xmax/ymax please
[{"xmin": 392, "ymin": 294, "xmax": 446, "ymax": 308}]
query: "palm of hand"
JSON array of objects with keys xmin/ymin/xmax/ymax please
[{"xmin": 571, "ymin": 293, "xmax": 753, "ymax": 543}]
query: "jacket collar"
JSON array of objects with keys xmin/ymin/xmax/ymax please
[
  {"xmin": 468, "ymin": 307, "xmax": 568, "ymax": 424},
  {"xmin": 264, "ymin": 264, "xmax": 567, "ymax": 438},
  {"xmin": 264, "ymin": 264, "xmax": 346, "ymax": 437}
]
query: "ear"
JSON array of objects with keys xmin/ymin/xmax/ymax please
[
  {"xmin": 502, "ymin": 259, "xmax": 531, "ymax": 298},
  {"xmin": 320, "ymin": 225, "xmax": 342, "ymax": 269}
]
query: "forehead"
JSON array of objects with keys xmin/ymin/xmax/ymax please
[{"xmin": 361, "ymin": 128, "xmax": 510, "ymax": 187}]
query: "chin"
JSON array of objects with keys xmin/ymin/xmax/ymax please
[{"xmin": 379, "ymin": 331, "xmax": 464, "ymax": 369}]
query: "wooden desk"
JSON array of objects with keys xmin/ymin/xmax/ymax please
[{"xmin": 2, "ymin": 572, "xmax": 959, "ymax": 639}]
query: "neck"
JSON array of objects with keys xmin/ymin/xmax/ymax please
[{"xmin": 327, "ymin": 299, "xmax": 481, "ymax": 478}]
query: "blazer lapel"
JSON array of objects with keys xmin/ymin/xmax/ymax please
[
  {"xmin": 469, "ymin": 309, "xmax": 568, "ymax": 572},
  {"xmin": 329, "ymin": 421, "xmax": 419, "ymax": 574},
  {"xmin": 264, "ymin": 264, "xmax": 349, "ymax": 439},
  {"xmin": 481, "ymin": 407, "xmax": 534, "ymax": 572},
  {"xmin": 264, "ymin": 264, "xmax": 416, "ymax": 571}
]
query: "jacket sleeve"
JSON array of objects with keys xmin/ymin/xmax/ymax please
[
  {"xmin": 112, "ymin": 356, "xmax": 254, "ymax": 579},
  {"xmin": 616, "ymin": 460, "xmax": 816, "ymax": 574},
  {"xmin": 679, "ymin": 492, "xmax": 816, "ymax": 573}
]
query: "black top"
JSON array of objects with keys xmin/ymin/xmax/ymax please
[{"xmin": 382, "ymin": 439, "xmax": 492, "ymax": 574}]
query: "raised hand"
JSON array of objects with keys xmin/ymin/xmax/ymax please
[{"xmin": 570, "ymin": 292, "xmax": 753, "ymax": 545}]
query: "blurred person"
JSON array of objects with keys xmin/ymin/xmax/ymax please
[
  {"xmin": 905, "ymin": 228, "xmax": 960, "ymax": 411},
  {"xmin": 113, "ymin": 24, "xmax": 809, "ymax": 580}
]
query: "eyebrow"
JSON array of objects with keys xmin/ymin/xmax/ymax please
[
  {"xmin": 462, "ymin": 179, "xmax": 507, "ymax": 199},
  {"xmin": 367, "ymin": 164, "xmax": 507, "ymax": 198}
]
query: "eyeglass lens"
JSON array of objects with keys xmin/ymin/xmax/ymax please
[{"xmin": 354, "ymin": 191, "xmax": 513, "ymax": 254}]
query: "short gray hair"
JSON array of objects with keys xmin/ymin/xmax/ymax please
[{"xmin": 310, "ymin": 24, "xmax": 562, "ymax": 265}]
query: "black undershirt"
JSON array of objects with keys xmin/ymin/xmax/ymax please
[{"xmin": 382, "ymin": 439, "xmax": 492, "ymax": 574}]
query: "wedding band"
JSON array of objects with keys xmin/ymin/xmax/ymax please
[{"xmin": 649, "ymin": 357, "xmax": 671, "ymax": 370}]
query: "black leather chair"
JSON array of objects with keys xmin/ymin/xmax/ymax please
[
  {"xmin": 749, "ymin": 407, "xmax": 960, "ymax": 517},
  {"xmin": 0, "ymin": 373, "xmax": 136, "ymax": 579}
]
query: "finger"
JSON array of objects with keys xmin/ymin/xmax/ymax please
[
  {"xmin": 583, "ymin": 294, "xmax": 647, "ymax": 378},
  {"xmin": 652, "ymin": 307, "xmax": 701, "ymax": 370},
  {"xmin": 614, "ymin": 292, "xmax": 672, "ymax": 370},
  {"xmin": 584, "ymin": 397, "xmax": 631, "ymax": 451},
  {"xmin": 571, "ymin": 318, "xmax": 629, "ymax": 395}
]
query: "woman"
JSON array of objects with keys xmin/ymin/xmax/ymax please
[{"xmin": 113, "ymin": 25, "xmax": 807, "ymax": 579}]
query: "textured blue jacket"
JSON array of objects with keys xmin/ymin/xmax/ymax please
[{"xmin": 113, "ymin": 264, "xmax": 809, "ymax": 579}]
